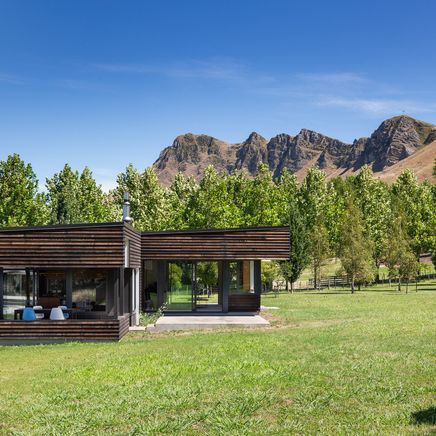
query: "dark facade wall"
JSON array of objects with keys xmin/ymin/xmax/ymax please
[
  {"xmin": 141, "ymin": 227, "xmax": 290, "ymax": 260},
  {"xmin": 0, "ymin": 223, "xmax": 126, "ymax": 269},
  {"xmin": 124, "ymin": 225, "xmax": 141, "ymax": 268}
]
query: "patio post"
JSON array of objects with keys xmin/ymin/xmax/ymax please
[
  {"xmin": 66, "ymin": 270, "xmax": 73, "ymax": 308},
  {"xmin": 156, "ymin": 260, "xmax": 167, "ymax": 308},
  {"xmin": 0, "ymin": 267, "xmax": 4, "ymax": 320},
  {"xmin": 254, "ymin": 260, "xmax": 262, "ymax": 295},
  {"xmin": 119, "ymin": 267, "xmax": 124, "ymax": 316},
  {"xmin": 222, "ymin": 261, "xmax": 229, "ymax": 312},
  {"xmin": 25, "ymin": 268, "xmax": 31, "ymax": 306}
]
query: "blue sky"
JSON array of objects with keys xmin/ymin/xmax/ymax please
[{"xmin": 1, "ymin": 0, "xmax": 435, "ymax": 190}]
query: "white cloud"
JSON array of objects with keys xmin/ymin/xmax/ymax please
[
  {"xmin": 93, "ymin": 58, "xmax": 274, "ymax": 84},
  {"xmin": 56, "ymin": 79, "xmax": 112, "ymax": 92},
  {"xmin": 296, "ymin": 72, "xmax": 369, "ymax": 84},
  {"xmin": 92, "ymin": 61, "xmax": 436, "ymax": 117},
  {"xmin": 315, "ymin": 96, "xmax": 436, "ymax": 114},
  {"xmin": 0, "ymin": 72, "xmax": 27, "ymax": 85}
]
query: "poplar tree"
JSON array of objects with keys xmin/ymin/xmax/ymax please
[
  {"xmin": 47, "ymin": 164, "xmax": 113, "ymax": 224},
  {"xmin": 0, "ymin": 154, "xmax": 48, "ymax": 226},
  {"xmin": 243, "ymin": 164, "xmax": 280, "ymax": 226},
  {"xmin": 278, "ymin": 205, "xmax": 311, "ymax": 292},
  {"xmin": 385, "ymin": 202, "xmax": 420, "ymax": 292},
  {"xmin": 352, "ymin": 166, "xmax": 390, "ymax": 277},
  {"xmin": 339, "ymin": 197, "xmax": 375, "ymax": 293},
  {"xmin": 115, "ymin": 165, "xmax": 171, "ymax": 231},
  {"xmin": 167, "ymin": 173, "xmax": 198, "ymax": 230}
]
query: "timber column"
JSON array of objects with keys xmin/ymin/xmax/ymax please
[
  {"xmin": 0, "ymin": 268, "xmax": 3, "ymax": 319},
  {"xmin": 221, "ymin": 261, "xmax": 230, "ymax": 312}
]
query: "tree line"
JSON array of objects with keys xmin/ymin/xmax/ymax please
[{"xmin": 1, "ymin": 153, "xmax": 435, "ymax": 290}]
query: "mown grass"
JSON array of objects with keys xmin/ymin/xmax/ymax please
[{"xmin": 1, "ymin": 290, "xmax": 435, "ymax": 435}]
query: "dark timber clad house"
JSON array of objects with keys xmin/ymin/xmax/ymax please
[{"xmin": 0, "ymin": 213, "xmax": 289, "ymax": 342}]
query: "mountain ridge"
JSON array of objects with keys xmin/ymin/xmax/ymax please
[{"xmin": 153, "ymin": 115, "xmax": 436, "ymax": 184}]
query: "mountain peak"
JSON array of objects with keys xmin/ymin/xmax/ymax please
[
  {"xmin": 245, "ymin": 131, "xmax": 266, "ymax": 144},
  {"xmin": 353, "ymin": 115, "xmax": 435, "ymax": 171}
]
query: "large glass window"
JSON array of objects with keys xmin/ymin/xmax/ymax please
[
  {"xmin": 72, "ymin": 269, "xmax": 107, "ymax": 312},
  {"xmin": 2, "ymin": 270, "xmax": 32, "ymax": 319},
  {"xmin": 166, "ymin": 261, "xmax": 193, "ymax": 311},
  {"xmin": 143, "ymin": 260, "xmax": 158, "ymax": 311},
  {"xmin": 229, "ymin": 261, "xmax": 255, "ymax": 295},
  {"xmin": 38, "ymin": 271, "xmax": 66, "ymax": 308}
]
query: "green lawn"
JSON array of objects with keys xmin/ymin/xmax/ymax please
[{"xmin": 1, "ymin": 290, "xmax": 435, "ymax": 435}]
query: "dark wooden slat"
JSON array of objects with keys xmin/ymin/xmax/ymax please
[
  {"xmin": 0, "ymin": 316, "xmax": 130, "ymax": 341},
  {"xmin": 0, "ymin": 223, "xmax": 127, "ymax": 268},
  {"xmin": 141, "ymin": 227, "xmax": 290, "ymax": 260},
  {"xmin": 229, "ymin": 294, "xmax": 260, "ymax": 312}
]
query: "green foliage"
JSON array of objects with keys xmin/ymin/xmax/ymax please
[
  {"xmin": 183, "ymin": 166, "xmax": 242, "ymax": 229},
  {"xmin": 339, "ymin": 196, "xmax": 375, "ymax": 292},
  {"xmin": 278, "ymin": 204, "xmax": 311, "ymax": 291},
  {"xmin": 169, "ymin": 263, "xmax": 183, "ymax": 289},
  {"xmin": 242, "ymin": 164, "xmax": 281, "ymax": 226},
  {"xmin": 0, "ymin": 154, "xmax": 48, "ymax": 226},
  {"xmin": 115, "ymin": 165, "xmax": 171, "ymax": 231},
  {"xmin": 392, "ymin": 169, "xmax": 430, "ymax": 256},
  {"xmin": 47, "ymin": 164, "xmax": 113, "ymax": 224},
  {"xmin": 351, "ymin": 166, "xmax": 390, "ymax": 269},
  {"xmin": 261, "ymin": 261, "xmax": 279, "ymax": 290},
  {"xmin": 310, "ymin": 218, "xmax": 331, "ymax": 289},
  {"xmin": 196, "ymin": 262, "xmax": 218, "ymax": 287},
  {"xmin": 385, "ymin": 201, "xmax": 420, "ymax": 289},
  {"xmin": 297, "ymin": 167, "xmax": 327, "ymax": 229}
]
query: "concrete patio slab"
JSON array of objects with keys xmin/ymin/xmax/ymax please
[{"xmin": 149, "ymin": 314, "xmax": 270, "ymax": 332}]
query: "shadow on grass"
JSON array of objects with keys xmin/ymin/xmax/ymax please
[{"xmin": 411, "ymin": 406, "xmax": 436, "ymax": 426}]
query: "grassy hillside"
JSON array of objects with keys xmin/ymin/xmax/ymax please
[{"xmin": 1, "ymin": 289, "xmax": 435, "ymax": 434}]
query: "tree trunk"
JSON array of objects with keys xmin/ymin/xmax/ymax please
[
  {"xmin": 375, "ymin": 259, "xmax": 380, "ymax": 282},
  {"xmin": 351, "ymin": 277, "xmax": 355, "ymax": 294},
  {"xmin": 398, "ymin": 277, "xmax": 401, "ymax": 292},
  {"xmin": 285, "ymin": 279, "xmax": 289, "ymax": 293},
  {"xmin": 290, "ymin": 281, "xmax": 294, "ymax": 294}
]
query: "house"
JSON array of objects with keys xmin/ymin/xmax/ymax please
[{"xmin": 0, "ymin": 206, "xmax": 289, "ymax": 342}]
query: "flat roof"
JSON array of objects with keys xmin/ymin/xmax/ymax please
[{"xmin": 0, "ymin": 222, "xmax": 288, "ymax": 236}]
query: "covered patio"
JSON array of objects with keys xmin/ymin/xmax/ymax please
[{"xmin": 0, "ymin": 222, "xmax": 141, "ymax": 342}]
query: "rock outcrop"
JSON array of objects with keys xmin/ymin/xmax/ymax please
[{"xmin": 153, "ymin": 115, "xmax": 436, "ymax": 184}]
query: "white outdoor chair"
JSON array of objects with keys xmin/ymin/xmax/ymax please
[
  {"xmin": 59, "ymin": 305, "xmax": 70, "ymax": 319},
  {"xmin": 49, "ymin": 307, "xmax": 65, "ymax": 320},
  {"xmin": 33, "ymin": 305, "xmax": 44, "ymax": 320}
]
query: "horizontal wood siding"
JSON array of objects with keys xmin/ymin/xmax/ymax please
[
  {"xmin": 0, "ymin": 316, "xmax": 130, "ymax": 341},
  {"xmin": 229, "ymin": 294, "xmax": 261, "ymax": 312},
  {"xmin": 0, "ymin": 223, "xmax": 125, "ymax": 269},
  {"xmin": 141, "ymin": 227, "xmax": 290, "ymax": 260},
  {"xmin": 124, "ymin": 225, "xmax": 141, "ymax": 268}
]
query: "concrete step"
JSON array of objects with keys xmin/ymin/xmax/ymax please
[{"xmin": 149, "ymin": 314, "xmax": 270, "ymax": 332}]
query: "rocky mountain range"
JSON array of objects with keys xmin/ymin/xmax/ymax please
[{"xmin": 153, "ymin": 115, "xmax": 436, "ymax": 184}]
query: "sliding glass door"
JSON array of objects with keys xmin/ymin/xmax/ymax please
[
  {"xmin": 194, "ymin": 261, "xmax": 221, "ymax": 310},
  {"xmin": 163, "ymin": 261, "xmax": 223, "ymax": 312},
  {"xmin": 165, "ymin": 261, "xmax": 194, "ymax": 311}
]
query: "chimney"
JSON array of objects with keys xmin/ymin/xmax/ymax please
[{"xmin": 122, "ymin": 192, "xmax": 133, "ymax": 224}]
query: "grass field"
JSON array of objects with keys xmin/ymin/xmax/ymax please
[{"xmin": 1, "ymin": 289, "xmax": 435, "ymax": 434}]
